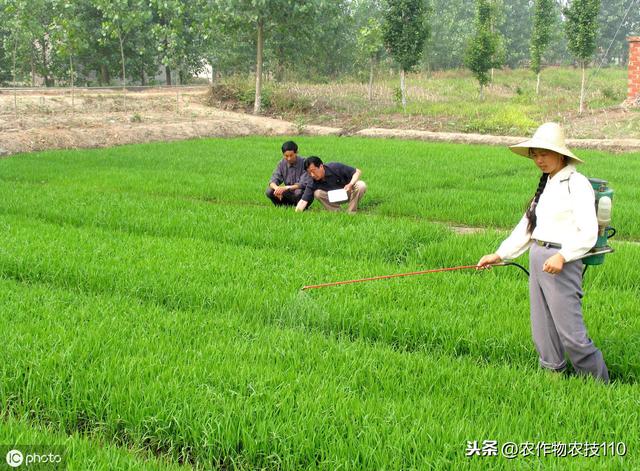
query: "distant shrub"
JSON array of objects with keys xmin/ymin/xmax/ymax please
[
  {"xmin": 206, "ymin": 78, "xmax": 312, "ymax": 114},
  {"xmin": 466, "ymin": 106, "xmax": 537, "ymax": 135},
  {"xmin": 392, "ymin": 86, "xmax": 403, "ymax": 106},
  {"xmin": 270, "ymin": 89, "xmax": 312, "ymax": 113},
  {"xmin": 601, "ymin": 86, "xmax": 621, "ymax": 102}
]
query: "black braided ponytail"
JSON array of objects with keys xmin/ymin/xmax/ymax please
[{"xmin": 526, "ymin": 173, "xmax": 549, "ymax": 234}]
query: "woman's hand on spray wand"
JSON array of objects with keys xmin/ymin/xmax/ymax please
[{"xmin": 476, "ymin": 253, "xmax": 502, "ymax": 270}]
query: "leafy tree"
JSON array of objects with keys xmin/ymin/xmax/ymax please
[
  {"xmin": 530, "ymin": 0, "xmax": 556, "ymax": 94},
  {"xmin": 357, "ymin": 18, "xmax": 384, "ymax": 100},
  {"xmin": 206, "ymin": 20, "xmax": 255, "ymax": 77},
  {"xmin": 215, "ymin": 0, "xmax": 316, "ymax": 114},
  {"xmin": 425, "ymin": 0, "xmax": 474, "ymax": 70},
  {"xmin": 596, "ymin": 0, "xmax": 640, "ymax": 65},
  {"xmin": 300, "ymin": 1, "xmax": 357, "ymax": 80},
  {"xmin": 95, "ymin": 0, "xmax": 151, "ymax": 92},
  {"xmin": 465, "ymin": 0, "xmax": 504, "ymax": 99},
  {"xmin": 5, "ymin": 0, "xmax": 59, "ymax": 86},
  {"xmin": 0, "ymin": 1, "xmax": 15, "ymax": 84},
  {"xmin": 0, "ymin": 0, "xmax": 24, "ymax": 87},
  {"xmin": 150, "ymin": 0, "xmax": 209, "ymax": 85},
  {"xmin": 69, "ymin": 1, "xmax": 118, "ymax": 85},
  {"xmin": 496, "ymin": 0, "xmax": 531, "ymax": 68},
  {"xmin": 1, "ymin": 0, "xmax": 55, "ymax": 86},
  {"xmin": 0, "ymin": 0, "xmax": 26, "ymax": 114},
  {"xmin": 0, "ymin": 28, "xmax": 11, "ymax": 85},
  {"xmin": 382, "ymin": 0, "xmax": 430, "ymax": 110},
  {"xmin": 563, "ymin": 0, "xmax": 601, "ymax": 113},
  {"xmin": 52, "ymin": 0, "xmax": 90, "ymax": 108},
  {"xmin": 266, "ymin": 0, "xmax": 355, "ymax": 82}
]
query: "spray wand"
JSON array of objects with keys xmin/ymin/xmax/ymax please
[
  {"xmin": 301, "ymin": 262, "xmax": 529, "ymax": 291},
  {"xmin": 300, "ymin": 243, "xmax": 619, "ymax": 291},
  {"xmin": 302, "ymin": 179, "xmax": 617, "ymax": 291}
]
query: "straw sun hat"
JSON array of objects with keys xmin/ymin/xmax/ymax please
[{"xmin": 509, "ymin": 122, "xmax": 583, "ymax": 164}]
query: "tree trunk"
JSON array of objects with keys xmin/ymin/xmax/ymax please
[
  {"xmin": 275, "ymin": 45, "xmax": 285, "ymax": 82},
  {"xmin": 254, "ymin": 19, "xmax": 264, "ymax": 115},
  {"xmin": 70, "ymin": 54, "xmax": 75, "ymax": 113},
  {"xmin": 13, "ymin": 40, "xmax": 17, "ymax": 117},
  {"xmin": 400, "ymin": 68, "xmax": 406, "ymax": 111},
  {"xmin": 479, "ymin": 83, "xmax": 484, "ymax": 101},
  {"xmin": 118, "ymin": 34, "xmax": 127, "ymax": 111},
  {"xmin": 100, "ymin": 64, "xmax": 110, "ymax": 85},
  {"xmin": 42, "ymin": 39, "xmax": 53, "ymax": 87},
  {"xmin": 140, "ymin": 67, "xmax": 146, "ymax": 86},
  {"xmin": 536, "ymin": 72, "xmax": 540, "ymax": 95},
  {"xmin": 579, "ymin": 62, "xmax": 586, "ymax": 114},
  {"xmin": 368, "ymin": 56, "xmax": 374, "ymax": 102},
  {"xmin": 165, "ymin": 65, "xmax": 172, "ymax": 86},
  {"xmin": 30, "ymin": 51, "xmax": 36, "ymax": 86}
]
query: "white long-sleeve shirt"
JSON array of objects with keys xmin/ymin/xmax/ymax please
[{"xmin": 496, "ymin": 165, "xmax": 598, "ymax": 263}]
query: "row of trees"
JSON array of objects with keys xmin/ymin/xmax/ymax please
[
  {"xmin": 463, "ymin": 0, "xmax": 617, "ymax": 111},
  {"xmin": 0, "ymin": 0, "xmax": 637, "ymax": 112},
  {"xmin": 0, "ymin": 0, "xmax": 226, "ymax": 88},
  {"xmin": 0, "ymin": 0, "xmax": 370, "ymax": 88},
  {"xmin": 382, "ymin": 0, "xmax": 627, "ymax": 111}
]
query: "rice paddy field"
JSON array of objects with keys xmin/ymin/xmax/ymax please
[{"xmin": 1, "ymin": 136, "xmax": 639, "ymax": 470}]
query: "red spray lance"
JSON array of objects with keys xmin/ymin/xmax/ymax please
[
  {"xmin": 300, "ymin": 249, "xmax": 615, "ymax": 291},
  {"xmin": 302, "ymin": 177, "xmax": 616, "ymax": 291},
  {"xmin": 301, "ymin": 262, "xmax": 529, "ymax": 291},
  {"xmin": 303, "ymin": 185, "xmax": 615, "ymax": 290}
]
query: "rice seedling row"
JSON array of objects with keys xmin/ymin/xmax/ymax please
[{"xmin": 1, "ymin": 137, "xmax": 638, "ymax": 469}]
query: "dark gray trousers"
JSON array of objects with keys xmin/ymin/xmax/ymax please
[
  {"xmin": 529, "ymin": 244, "xmax": 609, "ymax": 382},
  {"xmin": 265, "ymin": 187, "xmax": 303, "ymax": 207}
]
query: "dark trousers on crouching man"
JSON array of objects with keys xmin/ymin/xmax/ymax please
[
  {"xmin": 529, "ymin": 244, "xmax": 609, "ymax": 382},
  {"xmin": 265, "ymin": 187, "xmax": 304, "ymax": 207},
  {"xmin": 313, "ymin": 181, "xmax": 367, "ymax": 213}
]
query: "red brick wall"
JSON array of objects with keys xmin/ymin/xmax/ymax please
[{"xmin": 628, "ymin": 36, "xmax": 640, "ymax": 104}]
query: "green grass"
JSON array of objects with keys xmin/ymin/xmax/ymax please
[
  {"xmin": 1, "ymin": 136, "xmax": 639, "ymax": 469},
  {"xmin": 2, "ymin": 137, "xmax": 639, "ymax": 237},
  {"xmin": 0, "ymin": 417, "xmax": 185, "ymax": 470},
  {"xmin": 272, "ymin": 67, "xmax": 635, "ymax": 136}
]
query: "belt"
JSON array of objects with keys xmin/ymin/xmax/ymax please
[{"xmin": 534, "ymin": 239, "xmax": 562, "ymax": 249}]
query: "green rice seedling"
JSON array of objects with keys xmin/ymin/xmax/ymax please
[
  {"xmin": 0, "ymin": 210, "xmax": 637, "ymax": 381},
  {"xmin": 1, "ymin": 278, "xmax": 639, "ymax": 469},
  {"xmin": 2, "ymin": 138, "xmax": 639, "ymax": 238},
  {"xmin": 1, "ymin": 136, "xmax": 639, "ymax": 469},
  {"xmin": 0, "ymin": 417, "xmax": 184, "ymax": 470}
]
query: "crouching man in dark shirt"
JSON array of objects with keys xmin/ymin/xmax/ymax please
[
  {"xmin": 266, "ymin": 141, "xmax": 310, "ymax": 207},
  {"xmin": 295, "ymin": 156, "xmax": 367, "ymax": 213}
]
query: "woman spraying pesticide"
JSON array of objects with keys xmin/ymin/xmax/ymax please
[{"xmin": 477, "ymin": 123, "xmax": 609, "ymax": 382}]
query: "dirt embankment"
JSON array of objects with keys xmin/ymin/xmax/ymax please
[
  {"xmin": 0, "ymin": 88, "xmax": 341, "ymax": 156},
  {"xmin": 355, "ymin": 128, "xmax": 640, "ymax": 153},
  {"xmin": 1, "ymin": 87, "xmax": 639, "ymax": 156}
]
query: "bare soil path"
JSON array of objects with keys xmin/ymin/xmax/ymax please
[{"xmin": 1, "ymin": 87, "xmax": 639, "ymax": 156}]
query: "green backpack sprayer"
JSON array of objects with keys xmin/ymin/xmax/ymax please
[
  {"xmin": 301, "ymin": 177, "xmax": 615, "ymax": 290},
  {"xmin": 581, "ymin": 178, "xmax": 616, "ymax": 269}
]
